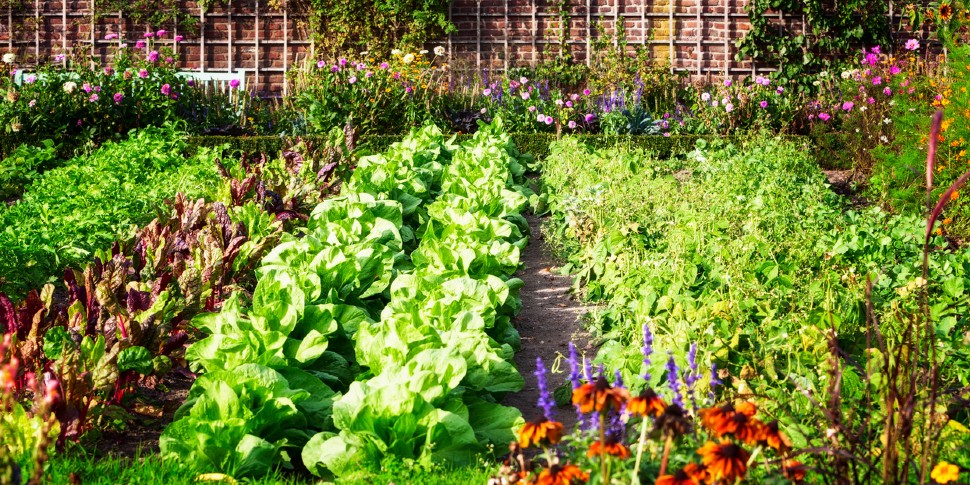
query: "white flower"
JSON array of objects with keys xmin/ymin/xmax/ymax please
[
  {"xmin": 402, "ymin": 53, "xmax": 415, "ymax": 64},
  {"xmin": 880, "ymin": 135, "xmax": 888, "ymax": 143},
  {"xmin": 819, "ymin": 71, "xmax": 829, "ymax": 77},
  {"xmin": 701, "ymin": 92, "xmax": 711, "ymax": 101},
  {"xmin": 860, "ymin": 106, "xmax": 867, "ymax": 112},
  {"xmin": 2, "ymin": 52, "xmax": 15, "ymax": 64},
  {"xmin": 10, "ymin": 121, "xmax": 21, "ymax": 132},
  {"xmin": 841, "ymin": 71, "xmax": 851, "ymax": 79},
  {"xmin": 813, "ymin": 80, "xmax": 821, "ymax": 86},
  {"xmin": 883, "ymin": 118, "xmax": 892, "ymax": 124},
  {"xmin": 360, "ymin": 51, "xmax": 369, "ymax": 56},
  {"xmin": 391, "ymin": 49, "xmax": 402, "ymax": 55},
  {"xmin": 712, "ymin": 100, "xmax": 719, "ymax": 106},
  {"xmin": 63, "ymin": 81, "xmax": 77, "ymax": 93},
  {"xmin": 419, "ymin": 49, "xmax": 429, "ymax": 55},
  {"xmin": 434, "ymin": 46, "xmax": 446, "ymax": 56}
]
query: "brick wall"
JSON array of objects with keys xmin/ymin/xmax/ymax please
[{"xmin": 0, "ymin": 0, "xmax": 912, "ymax": 93}]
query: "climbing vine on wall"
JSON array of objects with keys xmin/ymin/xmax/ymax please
[{"xmin": 737, "ymin": 0, "xmax": 891, "ymax": 87}]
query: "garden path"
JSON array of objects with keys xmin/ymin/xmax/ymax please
[{"xmin": 502, "ymin": 213, "xmax": 594, "ymax": 429}]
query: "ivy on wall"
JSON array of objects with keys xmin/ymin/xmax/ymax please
[{"xmin": 737, "ymin": 0, "xmax": 891, "ymax": 87}]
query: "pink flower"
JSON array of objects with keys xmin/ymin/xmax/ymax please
[
  {"xmin": 582, "ymin": 88, "xmax": 591, "ymax": 96},
  {"xmin": 905, "ymin": 39, "xmax": 919, "ymax": 51},
  {"xmin": 331, "ymin": 65, "xmax": 339, "ymax": 72},
  {"xmin": 818, "ymin": 112, "xmax": 831, "ymax": 121},
  {"xmin": 104, "ymin": 33, "xmax": 118, "ymax": 40},
  {"xmin": 317, "ymin": 60, "xmax": 326, "ymax": 68},
  {"xmin": 174, "ymin": 35, "xmax": 184, "ymax": 42},
  {"xmin": 348, "ymin": 76, "xmax": 357, "ymax": 84},
  {"xmin": 755, "ymin": 76, "xmax": 770, "ymax": 86},
  {"xmin": 89, "ymin": 93, "xmax": 99, "ymax": 102},
  {"xmin": 166, "ymin": 57, "xmax": 174, "ymax": 64},
  {"xmin": 160, "ymin": 84, "xmax": 171, "ymax": 95},
  {"xmin": 113, "ymin": 92, "xmax": 123, "ymax": 103},
  {"xmin": 883, "ymin": 87, "xmax": 892, "ymax": 96},
  {"xmin": 520, "ymin": 76, "xmax": 529, "ymax": 84},
  {"xmin": 143, "ymin": 32, "xmax": 154, "ymax": 38},
  {"xmin": 724, "ymin": 79, "xmax": 732, "ymax": 87},
  {"xmin": 483, "ymin": 88, "xmax": 491, "ymax": 96},
  {"xmin": 480, "ymin": 107, "xmax": 487, "ymax": 114},
  {"xmin": 871, "ymin": 45, "xmax": 881, "ymax": 54},
  {"xmin": 842, "ymin": 101, "xmax": 854, "ymax": 111},
  {"xmin": 138, "ymin": 69, "xmax": 148, "ymax": 78},
  {"xmin": 148, "ymin": 50, "xmax": 160, "ymax": 62},
  {"xmin": 566, "ymin": 100, "xmax": 573, "ymax": 108},
  {"xmin": 82, "ymin": 83, "xmax": 93, "ymax": 93},
  {"xmin": 104, "ymin": 67, "xmax": 113, "ymax": 76},
  {"xmin": 156, "ymin": 30, "xmax": 167, "ymax": 37},
  {"xmin": 759, "ymin": 100, "xmax": 768, "ymax": 108},
  {"xmin": 356, "ymin": 62, "xmax": 366, "ymax": 70},
  {"xmin": 570, "ymin": 93, "xmax": 579, "ymax": 101},
  {"xmin": 520, "ymin": 91, "xmax": 530, "ymax": 100},
  {"xmin": 338, "ymin": 58, "xmax": 347, "ymax": 66},
  {"xmin": 379, "ymin": 62, "xmax": 389, "ymax": 69},
  {"xmin": 725, "ymin": 103, "xmax": 734, "ymax": 112},
  {"xmin": 528, "ymin": 105, "xmax": 536, "ymax": 112},
  {"xmin": 544, "ymin": 115, "xmax": 553, "ymax": 125},
  {"xmin": 867, "ymin": 97, "xmax": 875, "ymax": 104},
  {"xmin": 584, "ymin": 113, "xmax": 595, "ymax": 123},
  {"xmin": 775, "ymin": 86, "xmax": 784, "ymax": 94},
  {"xmin": 568, "ymin": 120, "xmax": 577, "ymax": 129},
  {"xmin": 872, "ymin": 76, "xmax": 882, "ymax": 85},
  {"xmin": 365, "ymin": 71, "xmax": 373, "ymax": 78},
  {"xmin": 890, "ymin": 65, "xmax": 901, "ymax": 75},
  {"xmin": 229, "ymin": 79, "xmax": 240, "ymax": 89},
  {"xmin": 135, "ymin": 40, "xmax": 146, "ymax": 49},
  {"xmin": 536, "ymin": 113, "xmax": 545, "ymax": 122}
]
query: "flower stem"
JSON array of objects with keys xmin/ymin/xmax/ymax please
[
  {"xmin": 600, "ymin": 412, "xmax": 608, "ymax": 484},
  {"xmin": 658, "ymin": 434, "xmax": 674, "ymax": 477},
  {"xmin": 631, "ymin": 416, "xmax": 649, "ymax": 484}
]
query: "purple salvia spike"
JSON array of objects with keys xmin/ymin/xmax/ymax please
[
  {"xmin": 665, "ymin": 352, "xmax": 684, "ymax": 408},
  {"xmin": 535, "ymin": 357, "xmax": 555, "ymax": 420}
]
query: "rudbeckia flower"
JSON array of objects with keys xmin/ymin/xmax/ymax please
[
  {"xmin": 628, "ymin": 388, "xmax": 667, "ymax": 418},
  {"xmin": 587, "ymin": 437, "xmax": 630, "ymax": 459},
  {"xmin": 759, "ymin": 420, "xmax": 792, "ymax": 455},
  {"xmin": 572, "ymin": 375, "xmax": 629, "ymax": 413},
  {"xmin": 783, "ymin": 460, "xmax": 808, "ymax": 482},
  {"xmin": 518, "ymin": 417, "xmax": 564, "ymax": 448},
  {"xmin": 698, "ymin": 440, "xmax": 749, "ymax": 482},
  {"xmin": 536, "ymin": 463, "xmax": 589, "ymax": 485}
]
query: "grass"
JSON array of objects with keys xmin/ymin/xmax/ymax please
[{"xmin": 43, "ymin": 451, "xmax": 494, "ymax": 484}]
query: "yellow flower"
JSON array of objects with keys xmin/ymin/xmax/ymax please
[
  {"xmin": 951, "ymin": 191, "xmax": 960, "ymax": 201},
  {"xmin": 931, "ymin": 461, "xmax": 960, "ymax": 484}
]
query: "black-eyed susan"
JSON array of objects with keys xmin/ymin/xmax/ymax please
[
  {"xmin": 698, "ymin": 440, "xmax": 749, "ymax": 483},
  {"xmin": 655, "ymin": 402, "xmax": 691, "ymax": 438},
  {"xmin": 940, "ymin": 3, "xmax": 954, "ymax": 21},
  {"xmin": 735, "ymin": 401, "xmax": 757, "ymax": 417},
  {"xmin": 654, "ymin": 469, "xmax": 700, "ymax": 485},
  {"xmin": 683, "ymin": 463, "xmax": 708, "ymax": 483},
  {"xmin": 536, "ymin": 463, "xmax": 589, "ymax": 485},
  {"xmin": 783, "ymin": 459, "xmax": 808, "ymax": 482},
  {"xmin": 518, "ymin": 417, "xmax": 564, "ymax": 448},
  {"xmin": 587, "ymin": 437, "xmax": 631, "ymax": 459},
  {"xmin": 931, "ymin": 461, "xmax": 960, "ymax": 484},
  {"xmin": 628, "ymin": 388, "xmax": 667, "ymax": 418},
  {"xmin": 759, "ymin": 420, "xmax": 792, "ymax": 455},
  {"xmin": 572, "ymin": 375, "xmax": 630, "ymax": 413},
  {"xmin": 699, "ymin": 403, "xmax": 736, "ymax": 434}
]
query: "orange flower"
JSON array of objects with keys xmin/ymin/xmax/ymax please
[
  {"xmin": 683, "ymin": 463, "xmax": 708, "ymax": 482},
  {"xmin": 572, "ymin": 375, "xmax": 630, "ymax": 413},
  {"xmin": 655, "ymin": 470, "xmax": 700, "ymax": 485},
  {"xmin": 628, "ymin": 388, "xmax": 667, "ymax": 418},
  {"xmin": 940, "ymin": 4, "xmax": 954, "ymax": 21},
  {"xmin": 519, "ymin": 417, "xmax": 564, "ymax": 448},
  {"xmin": 700, "ymin": 403, "xmax": 736, "ymax": 434},
  {"xmin": 536, "ymin": 463, "xmax": 589, "ymax": 485},
  {"xmin": 656, "ymin": 403, "xmax": 691, "ymax": 438},
  {"xmin": 733, "ymin": 415, "xmax": 766, "ymax": 445},
  {"xmin": 735, "ymin": 401, "xmax": 757, "ymax": 417},
  {"xmin": 698, "ymin": 440, "xmax": 749, "ymax": 482},
  {"xmin": 760, "ymin": 420, "xmax": 792, "ymax": 455},
  {"xmin": 931, "ymin": 461, "xmax": 960, "ymax": 484},
  {"xmin": 783, "ymin": 459, "xmax": 808, "ymax": 482},
  {"xmin": 588, "ymin": 438, "xmax": 631, "ymax": 459}
]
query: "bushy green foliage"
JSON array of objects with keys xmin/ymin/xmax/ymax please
[{"xmin": 0, "ymin": 124, "xmax": 224, "ymax": 297}]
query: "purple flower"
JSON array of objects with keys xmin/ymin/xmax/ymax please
[
  {"xmin": 842, "ymin": 101, "xmax": 854, "ymax": 111},
  {"xmin": 582, "ymin": 88, "xmax": 591, "ymax": 96},
  {"xmin": 642, "ymin": 323, "xmax": 654, "ymax": 381},
  {"xmin": 148, "ymin": 50, "xmax": 160, "ymax": 62},
  {"xmin": 584, "ymin": 113, "xmax": 594, "ymax": 123},
  {"xmin": 818, "ymin": 112, "xmax": 831, "ymax": 121},
  {"xmin": 229, "ymin": 79, "xmax": 240, "ymax": 89},
  {"xmin": 883, "ymin": 87, "xmax": 892, "ymax": 96},
  {"xmin": 348, "ymin": 76, "xmax": 357, "ymax": 84},
  {"xmin": 405, "ymin": 86, "xmax": 412, "ymax": 94},
  {"xmin": 331, "ymin": 65, "xmax": 339, "ymax": 72},
  {"xmin": 317, "ymin": 60, "xmax": 326, "ymax": 68},
  {"xmin": 775, "ymin": 86, "xmax": 784, "ymax": 94},
  {"xmin": 759, "ymin": 100, "xmax": 768, "ymax": 109},
  {"xmin": 905, "ymin": 39, "xmax": 920, "ymax": 51},
  {"xmin": 113, "ymin": 92, "xmax": 123, "ymax": 103},
  {"xmin": 54, "ymin": 54, "xmax": 65, "ymax": 62},
  {"xmin": 544, "ymin": 115, "xmax": 553, "ymax": 125},
  {"xmin": 186, "ymin": 79, "xmax": 195, "ymax": 87},
  {"xmin": 865, "ymin": 52, "xmax": 878, "ymax": 66},
  {"xmin": 567, "ymin": 342, "xmax": 582, "ymax": 389},
  {"xmin": 88, "ymin": 93, "xmax": 99, "ymax": 102},
  {"xmin": 174, "ymin": 35, "xmax": 184, "ymax": 42},
  {"xmin": 143, "ymin": 32, "xmax": 154, "ymax": 38},
  {"xmin": 104, "ymin": 67, "xmax": 113, "ymax": 76},
  {"xmin": 135, "ymin": 40, "xmax": 146, "ymax": 49},
  {"xmin": 613, "ymin": 369, "xmax": 624, "ymax": 388},
  {"xmin": 160, "ymin": 84, "xmax": 171, "ymax": 95},
  {"xmin": 665, "ymin": 353, "xmax": 683, "ymax": 408},
  {"xmin": 724, "ymin": 79, "xmax": 732, "ymax": 87},
  {"xmin": 156, "ymin": 30, "xmax": 167, "ymax": 37},
  {"xmin": 872, "ymin": 76, "xmax": 882, "ymax": 85},
  {"xmin": 708, "ymin": 363, "xmax": 722, "ymax": 402},
  {"xmin": 535, "ymin": 357, "xmax": 555, "ymax": 420},
  {"xmin": 338, "ymin": 58, "xmax": 347, "ymax": 66}
]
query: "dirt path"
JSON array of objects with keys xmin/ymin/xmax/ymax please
[{"xmin": 503, "ymin": 213, "xmax": 594, "ymax": 428}]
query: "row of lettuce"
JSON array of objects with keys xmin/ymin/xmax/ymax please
[
  {"xmin": 539, "ymin": 135, "xmax": 970, "ymax": 476},
  {"xmin": 159, "ymin": 120, "xmax": 535, "ymax": 478}
]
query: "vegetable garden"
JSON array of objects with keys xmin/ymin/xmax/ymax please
[{"xmin": 4, "ymin": 3, "xmax": 970, "ymax": 484}]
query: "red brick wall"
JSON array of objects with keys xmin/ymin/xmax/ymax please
[{"xmin": 0, "ymin": 0, "xmax": 913, "ymax": 92}]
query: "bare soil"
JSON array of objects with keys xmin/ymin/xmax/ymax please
[
  {"xmin": 823, "ymin": 169, "xmax": 870, "ymax": 208},
  {"xmin": 502, "ymin": 213, "xmax": 594, "ymax": 429}
]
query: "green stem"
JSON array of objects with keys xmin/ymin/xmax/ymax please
[{"xmin": 631, "ymin": 416, "xmax": 649, "ymax": 484}]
